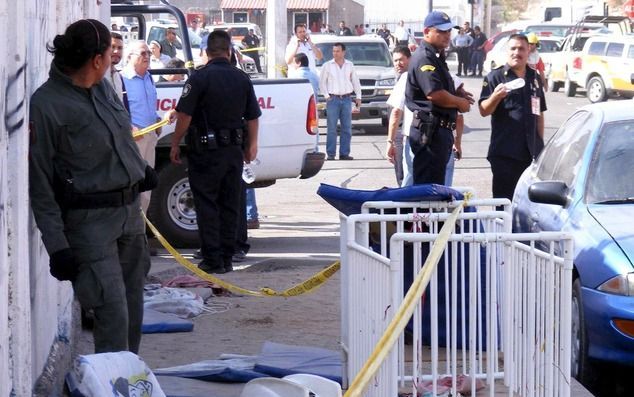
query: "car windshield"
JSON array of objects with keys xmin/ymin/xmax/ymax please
[
  {"xmin": 315, "ymin": 42, "xmax": 392, "ymax": 67},
  {"xmin": 525, "ymin": 25, "xmax": 573, "ymax": 37},
  {"xmin": 539, "ymin": 39, "xmax": 561, "ymax": 52},
  {"xmin": 586, "ymin": 121, "xmax": 634, "ymax": 204}
]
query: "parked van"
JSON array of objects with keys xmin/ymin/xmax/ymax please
[{"xmin": 570, "ymin": 35, "xmax": 634, "ymax": 102}]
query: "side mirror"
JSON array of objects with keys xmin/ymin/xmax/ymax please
[{"xmin": 528, "ymin": 181, "xmax": 569, "ymax": 207}]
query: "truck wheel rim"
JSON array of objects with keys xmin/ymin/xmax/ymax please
[
  {"xmin": 167, "ymin": 177, "xmax": 198, "ymax": 231},
  {"xmin": 588, "ymin": 81, "xmax": 602, "ymax": 102}
]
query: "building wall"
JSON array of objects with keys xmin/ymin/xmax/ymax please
[
  {"xmin": 1, "ymin": 0, "xmax": 106, "ymax": 395},
  {"xmin": 328, "ymin": 0, "xmax": 364, "ymax": 31}
]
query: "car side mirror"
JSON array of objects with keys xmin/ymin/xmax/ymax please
[{"xmin": 528, "ymin": 181, "xmax": 569, "ymax": 207}]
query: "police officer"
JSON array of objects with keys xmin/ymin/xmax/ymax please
[
  {"xmin": 405, "ymin": 11, "xmax": 473, "ymax": 185},
  {"xmin": 170, "ymin": 30, "xmax": 261, "ymax": 274},
  {"xmin": 29, "ymin": 19, "xmax": 156, "ymax": 353},
  {"xmin": 479, "ymin": 33, "xmax": 546, "ymax": 200}
]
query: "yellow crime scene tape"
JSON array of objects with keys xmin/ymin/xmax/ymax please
[
  {"xmin": 132, "ymin": 118, "xmax": 170, "ymax": 139},
  {"xmin": 142, "ymin": 213, "xmax": 340, "ymax": 297},
  {"xmin": 344, "ymin": 203, "xmax": 466, "ymax": 397},
  {"xmin": 240, "ymin": 46, "xmax": 265, "ymax": 53}
]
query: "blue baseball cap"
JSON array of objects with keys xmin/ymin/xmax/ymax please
[{"xmin": 424, "ymin": 11, "xmax": 459, "ymax": 31}]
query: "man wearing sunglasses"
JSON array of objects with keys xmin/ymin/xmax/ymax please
[
  {"xmin": 405, "ymin": 11, "xmax": 473, "ymax": 185},
  {"xmin": 123, "ymin": 40, "xmax": 161, "ymax": 217}
]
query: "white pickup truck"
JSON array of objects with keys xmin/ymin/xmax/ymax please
[{"xmin": 113, "ymin": 1, "xmax": 325, "ymax": 247}]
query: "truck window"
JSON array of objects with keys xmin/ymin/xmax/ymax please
[
  {"xmin": 628, "ymin": 45, "xmax": 634, "ymax": 59},
  {"xmin": 315, "ymin": 42, "xmax": 391, "ymax": 67},
  {"xmin": 587, "ymin": 41, "xmax": 606, "ymax": 55},
  {"xmin": 606, "ymin": 42, "xmax": 624, "ymax": 57}
]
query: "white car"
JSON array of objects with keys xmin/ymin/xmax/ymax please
[{"xmin": 484, "ymin": 35, "xmax": 564, "ymax": 75}]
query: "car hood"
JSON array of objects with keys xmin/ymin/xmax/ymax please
[{"xmin": 588, "ymin": 204, "xmax": 634, "ymax": 267}]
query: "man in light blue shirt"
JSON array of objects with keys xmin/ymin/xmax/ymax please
[
  {"xmin": 288, "ymin": 52, "xmax": 319, "ymax": 97},
  {"xmin": 452, "ymin": 28, "xmax": 473, "ymax": 76},
  {"xmin": 288, "ymin": 52, "xmax": 320, "ymax": 151},
  {"xmin": 122, "ymin": 40, "xmax": 161, "ymax": 213}
]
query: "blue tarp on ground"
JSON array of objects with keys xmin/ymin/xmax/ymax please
[
  {"xmin": 154, "ymin": 356, "xmax": 268, "ymax": 383},
  {"xmin": 143, "ymin": 308, "xmax": 194, "ymax": 333},
  {"xmin": 316, "ymin": 183, "xmax": 464, "ymax": 216},
  {"xmin": 253, "ymin": 341, "xmax": 342, "ymax": 384}
]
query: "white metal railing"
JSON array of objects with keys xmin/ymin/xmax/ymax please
[{"xmin": 340, "ymin": 201, "xmax": 572, "ymax": 397}]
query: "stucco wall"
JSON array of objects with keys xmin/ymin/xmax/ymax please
[{"xmin": 0, "ymin": 0, "xmax": 107, "ymax": 395}]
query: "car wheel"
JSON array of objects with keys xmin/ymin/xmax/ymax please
[
  {"xmin": 381, "ymin": 117, "xmax": 389, "ymax": 127},
  {"xmin": 586, "ymin": 76, "xmax": 607, "ymax": 103},
  {"xmin": 147, "ymin": 160, "xmax": 199, "ymax": 248},
  {"xmin": 571, "ymin": 278, "xmax": 593, "ymax": 383},
  {"xmin": 547, "ymin": 79, "xmax": 560, "ymax": 93},
  {"xmin": 564, "ymin": 76, "xmax": 577, "ymax": 97}
]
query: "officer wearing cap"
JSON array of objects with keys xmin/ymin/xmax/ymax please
[
  {"xmin": 479, "ymin": 33, "xmax": 546, "ymax": 201},
  {"xmin": 170, "ymin": 30, "xmax": 261, "ymax": 274},
  {"xmin": 406, "ymin": 11, "xmax": 474, "ymax": 185}
]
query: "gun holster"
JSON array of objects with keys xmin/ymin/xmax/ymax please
[{"xmin": 412, "ymin": 111, "xmax": 437, "ymax": 146}]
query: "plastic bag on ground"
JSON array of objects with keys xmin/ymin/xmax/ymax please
[{"xmin": 66, "ymin": 351, "xmax": 165, "ymax": 397}]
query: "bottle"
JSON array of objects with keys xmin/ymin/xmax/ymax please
[{"xmin": 242, "ymin": 159, "xmax": 260, "ymax": 184}]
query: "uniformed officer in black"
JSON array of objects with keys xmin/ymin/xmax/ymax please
[
  {"xmin": 405, "ymin": 11, "xmax": 473, "ymax": 185},
  {"xmin": 479, "ymin": 33, "xmax": 546, "ymax": 200},
  {"xmin": 170, "ymin": 30, "xmax": 261, "ymax": 274}
]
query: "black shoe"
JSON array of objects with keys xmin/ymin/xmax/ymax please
[
  {"xmin": 326, "ymin": 155, "xmax": 335, "ymax": 161},
  {"xmin": 224, "ymin": 264, "xmax": 234, "ymax": 273},
  {"xmin": 198, "ymin": 260, "xmax": 226, "ymax": 274},
  {"xmin": 232, "ymin": 250, "xmax": 247, "ymax": 262},
  {"xmin": 456, "ymin": 73, "xmax": 461, "ymax": 76},
  {"xmin": 193, "ymin": 249, "xmax": 203, "ymax": 259},
  {"xmin": 339, "ymin": 155, "xmax": 354, "ymax": 160},
  {"xmin": 477, "ymin": 73, "xmax": 482, "ymax": 77},
  {"xmin": 149, "ymin": 247, "xmax": 158, "ymax": 256}
]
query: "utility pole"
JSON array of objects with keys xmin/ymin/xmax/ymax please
[{"xmin": 266, "ymin": 0, "xmax": 287, "ymax": 78}]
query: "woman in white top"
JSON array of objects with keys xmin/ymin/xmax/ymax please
[{"xmin": 149, "ymin": 40, "xmax": 170, "ymax": 81}]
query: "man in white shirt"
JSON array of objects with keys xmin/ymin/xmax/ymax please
[
  {"xmin": 394, "ymin": 20, "xmax": 411, "ymax": 46},
  {"xmin": 385, "ymin": 45, "xmax": 412, "ymax": 186},
  {"xmin": 285, "ymin": 24, "xmax": 323, "ymax": 73},
  {"xmin": 319, "ymin": 42, "xmax": 362, "ymax": 160}
]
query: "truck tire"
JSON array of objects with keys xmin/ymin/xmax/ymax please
[
  {"xmin": 147, "ymin": 160, "xmax": 199, "ymax": 248},
  {"xmin": 547, "ymin": 79, "xmax": 561, "ymax": 93},
  {"xmin": 564, "ymin": 76, "xmax": 577, "ymax": 97},
  {"xmin": 586, "ymin": 76, "xmax": 607, "ymax": 103}
]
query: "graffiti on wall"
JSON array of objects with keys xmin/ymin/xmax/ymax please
[{"xmin": 4, "ymin": 61, "xmax": 27, "ymax": 136}]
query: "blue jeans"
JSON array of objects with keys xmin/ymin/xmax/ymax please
[
  {"xmin": 401, "ymin": 137, "xmax": 415, "ymax": 187},
  {"xmin": 246, "ymin": 188, "xmax": 258, "ymax": 221},
  {"xmin": 326, "ymin": 96, "xmax": 352, "ymax": 157}
]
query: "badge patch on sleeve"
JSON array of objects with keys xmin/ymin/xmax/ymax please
[
  {"xmin": 420, "ymin": 65, "xmax": 436, "ymax": 72},
  {"xmin": 181, "ymin": 84, "xmax": 192, "ymax": 98},
  {"xmin": 482, "ymin": 81, "xmax": 488, "ymax": 87}
]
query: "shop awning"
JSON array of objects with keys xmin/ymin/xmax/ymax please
[{"xmin": 221, "ymin": 0, "xmax": 329, "ymax": 10}]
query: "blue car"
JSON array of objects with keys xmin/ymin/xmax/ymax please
[{"xmin": 511, "ymin": 101, "xmax": 634, "ymax": 382}]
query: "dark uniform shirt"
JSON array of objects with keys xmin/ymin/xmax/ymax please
[
  {"xmin": 29, "ymin": 63, "xmax": 146, "ymax": 253},
  {"xmin": 405, "ymin": 41, "xmax": 457, "ymax": 122},
  {"xmin": 176, "ymin": 58, "xmax": 261, "ymax": 130},
  {"xmin": 242, "ymin": 33, "xmax": 259, "ymax": 49},
  {"xmin": 479, "ymin": 64, "xmax": 547, "ymax": 162}
]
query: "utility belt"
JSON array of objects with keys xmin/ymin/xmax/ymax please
[
  {"xmin": 411, "ymin": 111, "xmax": 455, "ymax": 146},
  {"xmin": 187, "ymin": 127, "xmax": 246, "ymax": 152},
  {"xmin": 64, "ymin": 183, "xmax": 140, "ymax": 210}
]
